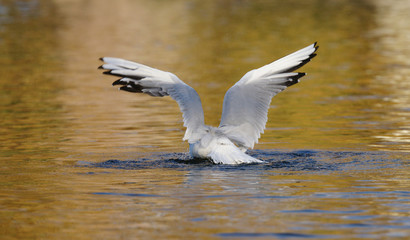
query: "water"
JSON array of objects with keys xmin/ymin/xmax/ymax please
[{"xmin": 0, "ymin": 0, "xmax": 409, "ymax": 239}]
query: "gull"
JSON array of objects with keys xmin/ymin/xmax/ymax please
[{"xmin": 99, "ymin": 42, "xmax": 318, "ymax": 164}]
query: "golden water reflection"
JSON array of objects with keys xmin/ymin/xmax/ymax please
[{"xmin": 369, "ymin": 0, "xmax": 410, "ymax": 151}]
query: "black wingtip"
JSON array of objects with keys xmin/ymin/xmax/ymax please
[
  {"xmin": 99, "ymin": 57, "xmax": 104, "ymax": 61},
  {"xmin": 112, "ymin": 79, "xmax": 123, "ymax": 86},
  {"xmin": 284, "ymin": 43, "xmax": 318, "ymax": 73},
  {"xmin": 298, "ymin": 72, "xmax": 306, "ymax": 77},
  {"xmin": 284, "ymin": 72, "xmax": 306, "ymax": 87},
  {"xmin": 103, "ymin": 70, "xmax": 112, "ymax": 75},
  {"xmin": 98, "ymin": 65, "xmax": 104, "ymax": 69},
  {"xmin": 119, "ymin": 86, "xmax": 137, "ymax": 93},
  {"xmin": 119, "ymin": 85, "xmax": 144, "ymax": 93},
  {"xmin": 292, "ymin": 72, "xmax": 306, "ymax": 81}
]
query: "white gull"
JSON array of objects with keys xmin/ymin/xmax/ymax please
[{"xmin": 99, "ymin": 42, "xmax": 318, "ymax": 164}]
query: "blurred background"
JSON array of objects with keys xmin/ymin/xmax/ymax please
[{"xmin": 0, "ymin": 0, "xmax": 409, "ymax": 239}]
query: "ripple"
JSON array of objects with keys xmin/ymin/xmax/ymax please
[
  {"xmin": 92, "ymin": 192, "xmax": 162, "ymax": 197},
  {"xmin": 86, "ymin": 150, "xmax": 407, "ymax": 173},
  {"xmin": 217, "ymin": 232, "xmax": 331, "ymax": 239}
]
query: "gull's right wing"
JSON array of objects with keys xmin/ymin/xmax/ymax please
[
  {"xmin": 219, "ymin": 43, "xmax": 318, "ymax": 150},
  {"xmin": 99, "ymin": 57, "xmax": 205, "ymax": 142}
]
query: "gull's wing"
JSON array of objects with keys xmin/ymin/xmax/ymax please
[
  {"xmin": 99, "ymin": 57, "xmax": 205, "ymax": 142},
  {"xmin": 219, "ymin": 42, "xmax": 318, "ymax": 149}
]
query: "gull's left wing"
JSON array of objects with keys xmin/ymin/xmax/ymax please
[
  {"xmin": 218, "ymin": 42, "xmax": 318, "ymax": 150},
  {"xmin": 99, "ymin": 57, "xmax": 205, "ymax": 142}
]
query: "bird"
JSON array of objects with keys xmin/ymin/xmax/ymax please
[{"xmin": 99, "ymin": 42, "xmax": 318, "ymax": 164}]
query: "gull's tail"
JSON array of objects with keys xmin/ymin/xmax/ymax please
[{"xmin": 208, "ymin": 137, "xmax": 264, "ymax": 164}]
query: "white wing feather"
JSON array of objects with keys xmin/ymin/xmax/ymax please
[
  {"xmin": 99, "ymin": 57, "xmax": 205, "ymax": 142},
  {"xmin": 219, "ymin": 43, "xmax": 318, "ymax": 149}
]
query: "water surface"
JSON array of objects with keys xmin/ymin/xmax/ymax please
[{"xmin": 0, "ymin": 0, "xmax": 409, "ymax": 239}]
